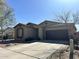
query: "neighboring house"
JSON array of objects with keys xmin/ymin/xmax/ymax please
[
  {"xmin": 3, "ymin": 27, "xmax": 14, "ymax": 39},
  {"xmin": 14, "ymin": 20, "xmax": 76, "ymax": 42}
]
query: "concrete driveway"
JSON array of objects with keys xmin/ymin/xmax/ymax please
[{"xmin": 0, "ymin": 42, "xmax": 68, "ymax": 59}]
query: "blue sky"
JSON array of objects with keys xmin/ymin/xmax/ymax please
[{"xmin": 7, "ymin": 0, "xmax": 79, "ymax": 31}]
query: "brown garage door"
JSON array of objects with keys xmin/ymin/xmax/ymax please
[{"xmin": 46, "ymin": 30, "xmax": 69, "ymax": 41}]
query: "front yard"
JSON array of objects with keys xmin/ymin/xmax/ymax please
[
  {"xmin": 0, "ymin": 42, "xmax": 68, "ymax": 59},
  {"xmin": 0, "ymin": 42, "xmax": 79, "ymax": 59}
]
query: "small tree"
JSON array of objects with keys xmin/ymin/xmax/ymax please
[
  {"xmin": 0, "ymin": 0, "xmax": 16, "ymax": 42},
  {"xmin": 55, "ymin": 11, "xmax": 79, "ymax": 24},
  {"xmin": 55, "ymin": 11, "xmax": 79, "ymax": 59},
  {"xmin": 56, "ymin": 11, "xmax": 71, "ymax": 23},
  {"xmin": 72, "ymin": 12, "xmax": 79, "ymax": 24}
]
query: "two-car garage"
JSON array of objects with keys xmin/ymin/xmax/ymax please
[{"xmin": 46, "ymin": 30, "xmax": 69, "ymax": 41}]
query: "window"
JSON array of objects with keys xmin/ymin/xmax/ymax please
[{"xmin": 17, "ymin": 28, "xmax": 23, "ymax": 38}]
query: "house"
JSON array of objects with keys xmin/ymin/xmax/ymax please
[
  {"xmin": 14, "ymin": 20, "xmax": 76, "ymax": 42},
  {"xmin": 38, "ymin": 20, "xmax": 76, "ymax": 41},
  {"xmin": 3, "ymin": 27, "xmax": 14, "ymax": 39}
]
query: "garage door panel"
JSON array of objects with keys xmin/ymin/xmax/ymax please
[{"xmin": 46, "ymin": 30, "xmax": 69, "ymax": 41}]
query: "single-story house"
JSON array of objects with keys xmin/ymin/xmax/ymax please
[
  {"xmin": 14, "ymin": 20, "xmax": 76, "ymax": 42},
  {"xmin": 3, "ymin": 27, "xmax": 14, "ymax": 39}
]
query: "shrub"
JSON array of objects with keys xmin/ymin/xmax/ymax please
[
  {"xmin": 25, "ymin": 37, "xmax": 35, "ymax": 42},
  {"xmin": 3, "ymin": 35, "xmax": 8, "ymax": 39}
]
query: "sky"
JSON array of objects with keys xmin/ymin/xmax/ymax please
[{"xmin": 7, "ymin": 0, "xmax": 79, "ymax": 31}]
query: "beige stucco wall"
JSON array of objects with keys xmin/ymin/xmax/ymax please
[
  {"xmin": 14, "ymin": 26, "xmax": 21, "ymax": 40},
  {"xmin": 68, "ymin": 24, "xmax": 76, "ymax": 34},
  {"xmin": 14, "ymin": 23, "xmax": 76, "ymax": 41},
  {"xmin": 38, "ymin": 23, "xmax": 76, "ymax": 40},
  {"xmin": 14, "ymin": 25, "xmax": 38, "ymax": 40},
  {"xmin": 39, "ymin": 21, "xmax": 61, "ymax": 40},
  {"xmin": 75, "ymin": 32, "xmax": 79, "ymax": 40},
  {"xmin": 38, "ymin": 27, "xmax": 43, "ymax": 40},
  {"xmin": 39, "ymin": 21, "xmax": 59, "ymax": 28},
  {"xmin": 23, "ymin": 27, "xmax": 38, "ymax": 40}
]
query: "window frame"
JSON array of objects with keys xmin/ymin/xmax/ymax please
[{"xmin": 17, "ymin": 27, "xmax": 24, "ymax": 38}]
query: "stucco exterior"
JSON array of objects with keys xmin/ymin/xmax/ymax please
[
  {"xmin": 38, "ymin": 21, "xmax": 76, "ymax": 40},
  {"xmin": 14, "ymin": 20, "xmax": 76, "ymax": 42},
  {"xmin": 75, "ymin": 32, "xmax": 79, "ymax": 40},
  {"xmin": 38, "ymin": 27, "xmax": 43, "ymax": 40},
  {"xmin": 14, "ymin": 23, "xmax": 38, "ymax": 41}
]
